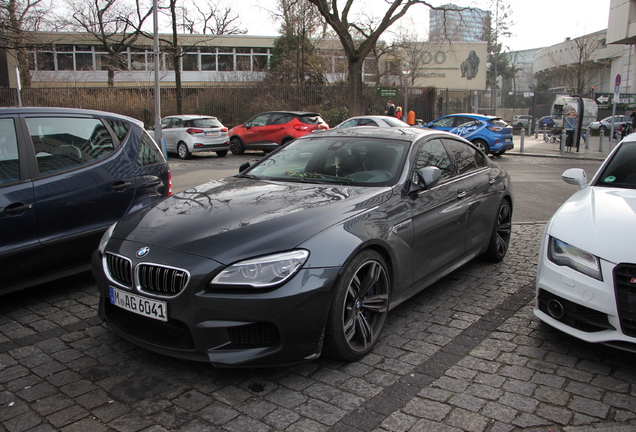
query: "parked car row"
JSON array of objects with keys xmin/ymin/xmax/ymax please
[{"xmin": 5, "ymin": 104, "xmax": 635, "ymax": 368}]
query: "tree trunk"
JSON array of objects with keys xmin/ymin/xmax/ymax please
[{"xmin": 348, "ymin": 59, "xmax": 364, "ymax": 116}]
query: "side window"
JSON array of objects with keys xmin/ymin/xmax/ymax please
[
  {"xmin": 358, "ymin": 119, "xmax": 379, "ymax": 127},
  {"xmin": 453, "ymin": 117, "xmax": 473, "ymax": 127},
  {"xmin": 247, "ymin": 114, "xmax": 270, "ymax": 127},
  {"xmin": 431, "ymin": 117, "xmax": 454, "ymax": 128},
  {"xmin": 161, "ymin": 118, "xmax": 172, "ymax": 129},
  {"xmin": 415, "ymin": 139, "xmax": 454, "ymax": 182},
  {"xmin": 26, "ymin": 117, "xmax": 116, "ymax": 176},
  {"xmin": 137, "ymin": 131, "xmax": 166, "ymax": 166},
  {"xmin": 270, "ymin": 113, "xmax": 290, "ymax": 125},
  {"xmin": 106, "ymin": 119, "xmax": 131, "ymax": 141},
  {"xmin": 172, "ymin": 118, "xmax": 184, "ymax": 128},
  {"xmin": 0, "ymin": 118, "xmax": 20, "ymax": 184},
  {"xmin": 443, "ymin": 138, "xmax": 479, "ymax": 175}
]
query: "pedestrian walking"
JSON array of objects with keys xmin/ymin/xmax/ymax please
[
  {"xmin": 385, "ymin": 101, "xmax": 395, "ymax": 117},
  {"xmin": 395, "ymin": 106, "xmax": 403, "ymax": 120}
]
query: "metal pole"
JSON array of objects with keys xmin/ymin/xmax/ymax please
[
  {"xmin": 560, "ymin": 130, "xmax": 566, "ymax": 155},
  {"xmin": 153, "ymin": 0, "xmax": 164, "ymax": 157},
  {"xmin": 520, "ymin": 128, "xmax": 525, "ymax": 153},
  {"xmin": 599, "ymin": 129, "xmax": 604, "ymax": 152},
  {"xmin": 14, "ymin": 67, "xmax": 22, "ymax": 107}
]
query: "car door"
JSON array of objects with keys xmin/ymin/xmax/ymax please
[
  {"xmin": 24, "ymin": 114, "xmax": 138, "ymax": 272},
  {"xmin": 0, "ymin": 115, "xmax": 40, "ymax": 289},
  {"xmin": 441, "ymin": 138, "xmax": 500, "ymax": 253},
  {"xmin": 409, "ymin": 138, "xmax": 470, "ymax": 286},
  {"xmin": 266, "ymin": 113, "xmax": 293, "ymax": 144},
  {"xmin": 242, "ymin": 113, "xmax": 272, "ymax": 145},
  {"xmin": 161, "ymin": 117, "xmax": 178, "ymax": 151}
]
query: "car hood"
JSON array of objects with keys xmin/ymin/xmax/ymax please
[
  {"xmin": 547, "ymin": 186, "xmax": 636, "ymax": 263},
  {"xmin": 113, "ymin": 177, "xmax": 392, "ymax": 264}
]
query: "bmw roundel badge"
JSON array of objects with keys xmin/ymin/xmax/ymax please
[{"xmin": 136, "ymin": 247, "xmax": 150, "ymax": 258}]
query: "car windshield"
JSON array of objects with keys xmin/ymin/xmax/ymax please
[
  {"xmin": 243, "ymin": 136, "xmax": 409, "ymax": 186},
  {"xmin": 299, "ymin": 115, "xmax": 325, "ymax": 125},
  {"xmin": 189, "ymin": 118, "xmax": 222, "ymax": 128},
  {"xmin": 383, "ymin": 117, "xmax": 410, "ymax": 127},
  {"xmin": 594, "ymin": 141, "xmax": 636, "ymax": 189},
  {"xmin": 489, "ymin": 118, "xmax": 509, "ymax": 127}
]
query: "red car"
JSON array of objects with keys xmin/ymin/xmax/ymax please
[{"xmin": 228, "ymin": 111, "xmax": 329, "ymax": 154}]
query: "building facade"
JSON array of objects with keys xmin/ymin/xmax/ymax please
[{"xmin": 429, "ymin": 4, "xmax": 489, "ymax": 43}]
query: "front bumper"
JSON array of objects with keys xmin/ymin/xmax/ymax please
[
  {"xmin": 92, "ymin": 242, "xmax": 341, "ymax": 367},
  {"xmin": 534, "ymin": 236, "xmax": 636, "ymax": 352}
]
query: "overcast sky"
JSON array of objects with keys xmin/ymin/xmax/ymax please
[{"xmin": 227, "ymin": 0, "xmax": 611, "ymax": 52}]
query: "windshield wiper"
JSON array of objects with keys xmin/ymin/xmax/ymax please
[{"xmin": 286, "ymin": 171, "xmax": 353, "ymax": 184}]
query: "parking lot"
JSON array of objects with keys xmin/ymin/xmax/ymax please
[{"xmin": 1, "ymin": 150, "xmax": 635, "ymax": 432}]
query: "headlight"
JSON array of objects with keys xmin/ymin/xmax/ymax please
[
  {"xmin": 548, "ymin": 237, "xmax": 602, "ymax": 281},
  {"xmin": 98, "ymin": 223, "xmax": 117, "ymax": 255},
  {"xmin": 211, "ymin": 250, "xmax": 309, "ymax": 288}
]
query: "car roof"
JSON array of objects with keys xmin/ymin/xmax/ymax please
[
  {"xmin": 259, "ymin": 111, "xmax": 321, "ymax": 116},
  {"xmin": 0, "ymin": 106, "xmax": 143, "ymax": 126},
  {"xmin": 164, "ymin": 115, "xmax": 217, "ymax": 119},
  {"xmin": 299, "ymin": 125, "xmax": 455, "ymax": 142},
  {"xmin": 442, "ymin": 113, "xmax": 500, "ymax": 120}
]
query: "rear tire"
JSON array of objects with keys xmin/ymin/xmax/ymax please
[
  {"xmin": 473, "ymin": 139, "xmax": 489, "ymax": 155},
  {"xmin": 484, "ymin": 199, "xmax": 512, "ymax": 262},
  {"xmin": 230, "ymin": 137, "xmax": 245, "ymax": 155},
  {"xmin": 323, "ymin": 250, "xmax": 390, "ymax": 362},
  {"xmin": 177, "ymin": 142, "xmax": 191, "ymax": 159},
  {"xmin": 216, "ymin": 150, "xmax": 228, "ymax": 157}
]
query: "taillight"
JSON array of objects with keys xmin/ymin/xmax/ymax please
[
  {"xmin": 167, "ymin": 171, "xmax": 172, "ymax": 196},
  {"xmin": 294, "ymin": 125, "xmax": 309, "ymax": 131},
  {"xmin": 186, "ymin": 128, "xmax": 204, "ymax": 135},
  {"xmin": 221, "ymin": 127, "xmax": 228, "ymax": 132},
  {"xmin": 487, "ymin": 126, "xmax": 502, "ymax": 132}
]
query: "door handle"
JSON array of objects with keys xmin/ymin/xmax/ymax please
[
  {"xmin": 457, "ymin": 191, "xmax": 468, "ymax": 199},
  {"xmin": 111, "ymin": 181, "xmax": 132, "ymax": 191},
  {"xmin": 3, "ymin": 202, "xmax": 33, "ymax": 214}
]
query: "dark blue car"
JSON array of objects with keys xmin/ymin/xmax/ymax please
[
  {"xmin": 0, "ymin": 107, "xmax": 171, "ymax": 294},
  {"xmin": 424, "ymin": 113, "xmax": 514, "ymax": 156},
  {"xmin": 537, "ymin": 116, "xmax": 556, "ymax": 129}
]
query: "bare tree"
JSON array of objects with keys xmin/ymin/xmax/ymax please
[
  {"xmin": 539, "ymin": 32, "xmax": 607, "ymax": 95},
  {"xmin": 0, "ymin": 0, "xmax": 51, "ymax": 87},
  {"xmin": 157, "ymin": 0, "xmax": 245, "ymax": 114},
  {"xmin": 58, "ymin": 0, "xmax": 152, "ymax": 86},
  {"xmin": 305, "ymin": 0, "xmax": 449, "ymax": 116},
  {"xmin": 266, "ymin": 0, "xmax": 325, "ymax": 85}
]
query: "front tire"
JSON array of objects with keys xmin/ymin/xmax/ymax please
[
  {"xmin": 324, "ymin": 250, "xmax": 390, "ymax": 362},
  {"xmin": 177, "ymin": 142, "xmax": 191, "ymax": 159},
  {"xmin": 230, "ymin": 137, "xmax": 245, "ymax": 155},
  {"xmin": 484, "ymin": 199, "xmax": 512, "ymax": 262}
]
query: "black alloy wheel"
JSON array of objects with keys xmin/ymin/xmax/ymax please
[
  {"xmin": 324, "ymin": 250, "xmax": 390, "ymax": 361},
  {"xmin": 230, "ymin": 137, "xmax": 245, "ymax": 155},
  {"xmin": 484, "ymin": 199, "xmax": 512, "ymax": 262}
]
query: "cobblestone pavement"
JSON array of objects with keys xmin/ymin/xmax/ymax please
[{"xmin": 1, "ymin": 224, "xmax": 635, "ymax": 432}]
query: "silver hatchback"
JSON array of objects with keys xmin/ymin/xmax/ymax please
[{"xmin": 154, "ymin": 115, "xmax": 230, "ymax": 159}]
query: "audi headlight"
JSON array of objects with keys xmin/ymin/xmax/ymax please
[
  {"xmin": 211, "ymin": 250, "xmax": 309, "ymax": 288},
  {"xmin": 98, "ymin": 223, "xmax": 117, "ymax": 255},
  {"xmin": 548, "ymin": 237, "xmax": 602, "ymax": 281}
]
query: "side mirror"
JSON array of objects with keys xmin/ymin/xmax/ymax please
[
  {"xmin": 239, "ymin": 161, "xmax": 251, "ymax": 173},
  {"xmin": 562, "ymin": 168, "xmax": 588, "ymax": 189},
  {"xmin": 409, "ymin": 166, "xmax": 442, "ymax": 194}
]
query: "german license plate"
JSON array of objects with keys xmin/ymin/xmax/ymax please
[
  {"xmin": 205, "ymin": 131, "xmax": 219, "ymax": 136},
  {"xmin": 109, "ymin": 287, "xmax": 168, "ymax": 322}
]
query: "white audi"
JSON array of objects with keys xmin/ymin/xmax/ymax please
[{"xmin": 535, "ymin": 134, "xmax": 636, "ymax": 352}]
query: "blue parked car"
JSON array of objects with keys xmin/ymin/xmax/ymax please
[
  {"xmin": 423, "ymin": 113, "xmax": 514, "ymax": 156},
  {"xmin": 537, "ymin": 116, "xmax": 556, "ymax": 129}
]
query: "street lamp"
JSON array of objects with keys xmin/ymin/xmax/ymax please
[{"xmin": 402, "ymin": 63, "xmax": 410, "ymax": 119}]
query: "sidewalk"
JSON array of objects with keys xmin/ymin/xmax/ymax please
[{"xmin": 507, "ymin": 131, "xmax": 616, "ymax": 161}]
